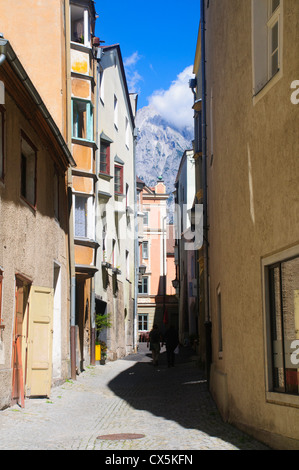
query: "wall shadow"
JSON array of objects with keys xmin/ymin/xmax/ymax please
[{"xmin": 107, "ymin": 344, "xmax": 268, "ymax": 450}]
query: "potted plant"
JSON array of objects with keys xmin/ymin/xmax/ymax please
[{"xmin": 95, "ymin": 312, "xmax": 111, "ymax": 364}]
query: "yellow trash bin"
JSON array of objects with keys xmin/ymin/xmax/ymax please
[{"xmin": 95, "ymin": 344, "xmax": 101, "ymax": 361}]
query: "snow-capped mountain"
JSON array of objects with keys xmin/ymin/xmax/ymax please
[{"xmin": 135, "ymin": 105, "xmax": 193, "ymax": 202}]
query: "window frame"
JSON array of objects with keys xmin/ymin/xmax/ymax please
[
  {"xmin": 114, "ymin": 95, "xmax": 118, "ymax": 130},
  {"xmin": 262, "ymin": 246, "xmax": 299, "ymax": 408},
  {"xmin": 0, "ymin": 269, "xmax": 3, "ymax": 327},
  {"xmin": 143, "ymin": 211, "xmax": 149, "ymax": 226},
  {"xmin": 99, "ymin": 141, "xmax": 111, "ymax": 176},
  {"xmin": 20, "ymin": 131, "xmax": 37, "ymax": 210},
  {"xmin": 114, "ymin": 165, "xmax": 123, "ymax": 195},
  {"xmin": 70, "ymin": 4, "xmax": 91, "ymax": 48},
  {"xmin": 74, "ymin": 193, "xmax": 95, "ymax": 240},
  {"xmin": 142, "ymin": 241, "xmax": 149, "ymax": 260},
  {"xmin": 138, "ymin": 276, "xmax": 149, "ymax": 295},
  {"xmin": 252, "ymin": 0, "xmax": 283, "ymax": 102},
  {"xmin": 72, "ymin": 98, "xmax": 94, "ymax": 142},
  {"xmin": 138, "ymin": 313, "xmax": 149, "ymax": 332},
  {"xmin": 0, "ymin": 105, "xmax": 5, "ymax": 182},
  {"xmin": 54, "ymin": 167, "xmax": 60, "ymax": 221}
]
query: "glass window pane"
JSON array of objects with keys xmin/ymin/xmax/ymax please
[
  {"xmin": 269, "ymin": 266, "xmax": 285, "ymax": 392},
  {"xmin": 271, "ymin": 50, "xmax": 279, "ymax": 77},
  {"xmin": 271, "ymin": 0, "xmax": 280, "ymax": 14},
  {"xmin": 75, "ymin": 196, "xmax": 87, "ymax": 237},
  {"xmin": 271, "ymin": 22, "xmax": 279, "ymax": 53},
  {"xmin": 281, "ymin": 257, "xmax": 299, "ymax": 394},
  {"xmin": 0, "ymin": 111, "xmax": 3, "ymax": 179}
]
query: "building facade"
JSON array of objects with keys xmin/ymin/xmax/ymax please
[
  {"xmin": 137, "ymin": 178, "xmax": 178, "ymax": 338},
  {"xmin": 95, "ymin": 44, "xmax": 138, "ymax": 360},
  {"xmin": 69, "ymin": 0, "xmax": 100, "ymax": 372},
  {"xmin": 196, "ymin": 0, "xmax": 299, "ymax": 449},
  {"xmin": 174, "ymin": 149, "xmax": 198, "ymax": 346},
  {"xmin": 0, "ymin": 39, "xmax": 74, "ymax": 409}
]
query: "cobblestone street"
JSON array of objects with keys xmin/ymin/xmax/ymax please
[{"xmin": 0, "ymin": 344, "xmax": 269, "ymax": 451}]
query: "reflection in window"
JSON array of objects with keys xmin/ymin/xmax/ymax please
[{"xmin": 269, "ymin": 255, "xmax": 299, "ymax": 395}]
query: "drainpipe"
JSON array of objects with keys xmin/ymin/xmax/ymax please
[
  {"xmin": 0, "ymin": 34, "xmax": 8, "ymax": 66},
  {"xmin": 65, "ymin": 0, "xmax": 77, "ymax": 380},
  {"xmin": 133, "ymin": 126, "xmax": 138, "ymax": 352},
  {"xmin": 200, "ymin": 0, "xmax": 212, "ymax": 383}
]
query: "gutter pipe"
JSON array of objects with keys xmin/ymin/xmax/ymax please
[{"xmin": 200, "ymin": 0, "xmax": 212, "ymax": 383}]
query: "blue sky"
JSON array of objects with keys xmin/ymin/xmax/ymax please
[{"xmin": 94, "ymin": 0, "xmax": 200, "ymax": 129}]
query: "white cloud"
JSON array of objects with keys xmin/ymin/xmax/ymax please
[
  {"xmin": 124, "ymin": 51, "xmax": 141, "ymax": 68},
  {"xmin": 124, "ymin": 51, "xmax": 143, "ymax": 93},
  {"xmin": 148, "ymin": 65, "xmax": 194, "ymax": 131}
]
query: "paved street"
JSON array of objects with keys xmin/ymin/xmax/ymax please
[{"xmin": 0, "ymin": 344, "xmax": 269, "ymax": 451}]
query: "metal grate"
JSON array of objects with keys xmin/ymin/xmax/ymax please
[{"xmin": 97, "ymin": 433, "xmax": 145, "ymax": 441}]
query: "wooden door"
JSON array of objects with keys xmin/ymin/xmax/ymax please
[
  {"xmin": 11, "ymin": 280, "xmax": 30, "ymax": 407},
  {"xmin": 26, "ymin": 286, "xmax": 54, "ymax": 397}
]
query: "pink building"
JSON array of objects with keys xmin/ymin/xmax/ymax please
[{"xmin": 137, "ymin": 177, "xmax": 178, "ymax": 340}]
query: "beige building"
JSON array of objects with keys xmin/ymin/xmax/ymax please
[
  {"xmin": 194, "ymin": 0, "xmax": 299, "ymax": 449},
  {"xmin": 0, "ymin": 39, "xmax": 74, "ymax": 408}
]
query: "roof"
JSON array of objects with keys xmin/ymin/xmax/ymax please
[{"xmin": 100, "ymin": 44, "xmax": 136, "ymax": 128}]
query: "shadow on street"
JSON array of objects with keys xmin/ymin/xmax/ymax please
[{"xmin": 107, "ymin": 343, "xmax": 268, "ymax": 450}]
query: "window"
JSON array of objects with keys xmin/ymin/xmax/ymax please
[
  {"xmin": 20, "ymin": 132, "xmax": 37, "ymax": 208},
  {"xmin": 142, "ymin": 241, "xmax": 149, "ymax": 259},
  {"xmin": 138, "ymin": 276, "xmax": 149, "ymax": 295},
  {"xmin": 0, "ymin": 270, "xmax": 3, "ymax": 326},
  {"xmin": 138, "ymin": 314, "xmax": 149, "ymax": 331},
  {"xmin": 125, "ymin": 117, "xmax": 129, "ymax": 148},
  {"xmin": 0, "ymin": 106, "xmax": 4, "ymax": 181},
  {"xmin": 75, "ymin": 195, "xmax": 87, "ymax": 238},
  {"xmin": 99, "ymin": 68, "xmax": 104, "ymax": 103},
  {"xmin": 126, "ymin": 250, "xmax": 129, "ymax": 279},
  {"xmin": 252, "ymin": 0, "xmax": 282, "ymax": 96},
  {"xmin": 54, "ymin": 169, "xmax": 59, "ymax": 220},
  {"xmin": 143, "ymin": 211, "xmax": 149, "ymax": 225},
  {"xmin": 70, "ymin": 4, "xmax": 91, "ymax": 47},
  {"xmin": 100, "ymin": 141, "xmax": 110, "ymax": 175},
  {"xmin": 268, "ymin": 255, "xmax": 299, "ymax": 395},
  {"xmin": 114, "ymin": 95, "xmax": 118, "ymax": 129},
  {"xmin": 114, "ymin": 165, "xmax": 123, "ymax": 194},
  {"xmin": 72, "ymin": 99, "xmax": 93, "ymax": 141}
]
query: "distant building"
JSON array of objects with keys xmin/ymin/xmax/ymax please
[
  {"xmin": 174, "ymin": 149, "xmax": 198, "ymax": 346},
  {"xmin": 137, "ymin": 177, "xmax": 178, "ymax": 339}
]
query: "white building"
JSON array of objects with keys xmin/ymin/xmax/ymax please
[{"xmin": 95, "ymin": 44, "xmax": 138, "ymax": 360}]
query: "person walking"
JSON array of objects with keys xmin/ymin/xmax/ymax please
[
  {"xmin": 148, "ymin": 324, "xmax": 161, "ymax": 366},
  {"xmin": 164, "ymin": 325, "xmax": 179, "ymax": 367}
]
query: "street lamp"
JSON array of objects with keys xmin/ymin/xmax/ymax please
[{"xmin": 139, "ymin": 264, "xmax": 146, "ymax": 275}]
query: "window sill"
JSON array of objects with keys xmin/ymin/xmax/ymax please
[
  {"xmin": 266, "ymin": 391, "xmax": 299, "ymax": 409},
  {"xmin": 72, "ymin": 137, "xmax": 97, "ymax": 149},
  {"xmin": 98, "ymin": 172, "xmax": 113, "ymax": 181},
  {"xmin": 253, "ymin": 69, "xmax": 283, "ymax": 106}
]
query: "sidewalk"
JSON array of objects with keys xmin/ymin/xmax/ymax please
[{"xmin": 0, "ymin": 344, "xmax": 269, "ymax": 450}]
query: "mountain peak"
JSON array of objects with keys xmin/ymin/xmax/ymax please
[{"xmin": 135, "ymin": 105, "xmax": 193, "ymax": 200}]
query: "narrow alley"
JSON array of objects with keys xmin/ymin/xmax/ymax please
[{"xmin": 0, "ymin": 344, "xmax": 268, "ymax": 451}]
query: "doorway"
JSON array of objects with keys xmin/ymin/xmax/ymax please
[{"xmin": 11, "ymin": 277, "xmax": 31, "ymax": 407}]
